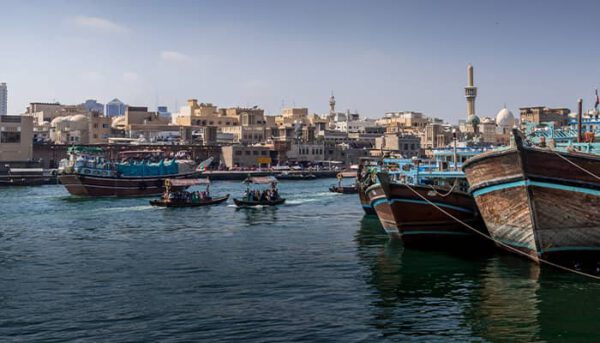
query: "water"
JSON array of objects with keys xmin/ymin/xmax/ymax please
[{"xmin": 1, "ymin": 179, "xmax": 600, "ymax": 342}]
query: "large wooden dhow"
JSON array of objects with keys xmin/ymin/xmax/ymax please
[
  {"xmin": 463, "ymin": 129, "xmax": 600, "ymax": 266},
  {"xmin": 376, "ymin": 172, "xmax": 488, "ymax": 248},
  {"xmin": 58, "ymin": 147, "xmax": 205, "ymax": 197}
]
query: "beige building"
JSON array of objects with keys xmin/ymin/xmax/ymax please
[
  {"xmin": 519, "ymin": 106, "xmax": 569, "ymax": 128},
  {"xmin": 375, "ymin": 133, "xmax": 421, "ymax": 158},
  {"xmin": 173, "ymin": 99, "xmax": 240, "ymax": 127},
  {"xmin": 0, "ymin": 115, "xmax": 33, "ymax": 161},
  {"xmin": 221, "ymin": 145, "xmax": 272, "ymax": 169}
]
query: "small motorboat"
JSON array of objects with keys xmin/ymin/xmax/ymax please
[
  {"xmin": 329, "ymin": 171, "xmax": 359, "ymax": 194},
  {"xmin": 150, "ymin": 178, "xmax": 229, "ymax": 207},
  {"xmin": 234, "ymin": 176, "xmax": 286, "ymax": 207}
]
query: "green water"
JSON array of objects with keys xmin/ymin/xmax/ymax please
[{"xmin": 0, "ymin": 180, "xmax": 599, "ymax": 342}]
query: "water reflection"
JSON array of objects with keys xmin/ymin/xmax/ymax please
[
  {"xmin": 356, "ymin": 217, "xmax": 600, "ymax": 342},
  {"xmin": 237, "ymin": 206, "xmax": 279, "ymax": 225}
]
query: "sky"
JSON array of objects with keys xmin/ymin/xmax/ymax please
[{"xmin": 1, "ymin": 0, "xmax": 600, "ymax": 122}]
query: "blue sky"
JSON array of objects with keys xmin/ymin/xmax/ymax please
[{"xmin": 1, "ymin": 0, "xmax": 599, "ymax": 121}]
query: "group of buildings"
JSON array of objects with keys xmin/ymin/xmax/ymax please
[{"xmin": 0, "ymin": 65, "xmax": 589, "ymax": 170}]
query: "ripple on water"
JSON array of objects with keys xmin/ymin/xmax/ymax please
[{"xmin": 0, "ymin": 180, "xmax": 598, "ymax": 342}]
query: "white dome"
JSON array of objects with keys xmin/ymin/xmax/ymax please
[
  {"xmin": 50, "ymin": 116, "xmax": 66, "ymax": 126},
  {"xmin": 496, "ymin": 107, "xmax": 515, "ymax": 127},
  {"xmin": 70, "ymin": 114, "xmax": 88, "ymax": 123}
]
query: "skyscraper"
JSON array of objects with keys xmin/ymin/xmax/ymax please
[
  {"xmin": 0, "ymin": 83, "xmax": 7, "ymax": 116},
  {"xmin": 83, "ymin": 99, "xmax": 104, "ymax": 114},
  {"xmin": 106, "ymin": 98, "xmax": 126, "ymax": 117}
]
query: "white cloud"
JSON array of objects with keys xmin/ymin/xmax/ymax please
[
  {"xmin": 81, "ymin": 71, "xmax": 105, "ymax": 81},
  {"xmin": 160, "ymin": 50, "xmax": 192, "ymax": 63},
  {"xmin": 73, "ymin": 16, "xmax": 127, "ymax": 33},
  {"xmin": 122, "ymin": 72, "xmax": 139, "ymax": 82}
]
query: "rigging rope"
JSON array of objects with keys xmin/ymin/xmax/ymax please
[
  {"xmin": 427, "ymin": 178, "xmax": 459, "ymax": 197},
  {"xmin": 552, "ymin": 150, "xmax": 600, "ymax": 181},
  {"xmin": 402, "ymin": 182, "xmax": 600, "ymax": 280}
]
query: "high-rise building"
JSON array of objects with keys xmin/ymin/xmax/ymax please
[
  {"xmin": 0, "ymin": 83, "xmax": 7, "ymax": 116},
  {"xmin": 83, "ymin": 99, "xmax": 104, "ymax": 114},
  {"xmin": 105, "ymin": 98, "xmax": 126, "ymax": 117},
  {"xmin": 157, "ymin": 106, "xmax": 171, "ymax": 119}
]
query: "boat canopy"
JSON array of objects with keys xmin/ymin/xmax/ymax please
[
  {"xmin": 243, "ymin": 176, "xmax": 278, "ymax": 184},
  {"xmin": 337, "ymin": 171, "xmax": 357, "ymax": 178},
  {"xmin": 167, "ymin": 178, "xmax": 210, "ymax": 186},
  {"xmin": 67, "ymin": 146, "xmax": 104, "ymax": 155}
]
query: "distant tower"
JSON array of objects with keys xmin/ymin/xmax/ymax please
[
  {"xmin": 0, "ymin": 83, "xmax": 7, "ymax": 116},
  {"xmin": 329, "ymin": 92, "xmax": 336, "ymax": 114},
  {"xmin": 465, "ymin": 64, "xmax": 477, "ymax": 117}
]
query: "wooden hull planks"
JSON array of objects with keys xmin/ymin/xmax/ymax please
[
  {"xmin": 463, "ymin": 130, "xmax": 600, "ymax": 265},
  {"xmin": 58, "ymin": 173, "xmax": 194, "ymax": 197},
  {"xmin": 366, "ymin": 183, "xmax": 396, "ymax": 235},
  {"xmin": 377, "ymin": 172, "xmax": 488, "ymax": 248},
  {"xmin": 359, "ymin": 184, "xmax": 377, "ymax": 215}
]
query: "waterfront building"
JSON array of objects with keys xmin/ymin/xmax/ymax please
[
  {"xmin": 106, "ymin": 98, "xmax": 126, "ymax": 117},
  {"xmin": 519, "ymin": 106, "xmax": 570, "ymax": 129},
  {"xmin": 173, "ymin": 99, "xmax": 240, "ymax": 128},
  {"xmin": 25, "ymin": 102, "xmax": 64, "ymax": 125},
  {"xmin": 0, "ymin": 115, "xmax": 33, "ymax": 161},
  {"xmin": 374, "ymin": 133, "xmax": 421, "ymax": 158},
  {"xmin": 221, "ymin": 145, "xmax": 272, "ymax": 169},
  {"xmin": 0, "ymin": 83, "xmax": 7, "ymax": 116}
]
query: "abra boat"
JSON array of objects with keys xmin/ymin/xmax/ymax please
[
  {"xmin": 233, "ymin": 176, "xmax": 285, "ymax": 207},
  {"xmin": 463, "ymin": 129, "xmax": 600, "ymax": 266},
  {"xmin": 149, "ymin": 178, "xmax": 229, "ymax": 207},
  {"xmin": 58, "ymin": 147, "xmax": 206, "ymax": 197},
  {"xmin": 329, "ymin": 171, "xmax": 359, "ymax": 194}
]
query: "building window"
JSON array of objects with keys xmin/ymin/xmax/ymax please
[
  {"xmin": 209, "ymin": 121, "xmax": 214, "ymax": 125},
  {"xmin": 245, "ymin": 151, "xmax": 251, "ymax": 155},
  {"xmin": 253, "ymin": 151, "xmax": 259, "ymax": 155},
  {"xmin": 93, "ymin": 123, "xmax": 98, "ymax": 128},
  {"xmin": 411, "ymin": 143, "xmax": 415, "ymax": 150},
  {"xmin": 0, "ymin": 132, "xmax": 20, "ymax": 143},
  {"xmin": 218, "ymin": 121, "xmax": 222, "ymax": 125},
  {"xmin": 102, "ymin": 124, "xmax": 108, "ymax": 128},
  {"xmin": 235, "ymin": 150, "xmax": 242, "ymax": 156},
  {"xmin": 261, "ymin": 151, "xmax": 267, "ymax": 156}
]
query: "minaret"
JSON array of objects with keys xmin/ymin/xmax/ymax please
[
  {"xmin": 465, "ymin": 64, "xmax": 477, "ymax": 117},
  {"xmin": 329, "ymin": 92, "xmax": 336, "ymax": 115}
]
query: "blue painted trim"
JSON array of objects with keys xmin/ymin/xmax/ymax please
[
  {"xmin": 496, "ymin": 238, "xmax": 535, "ymax": 250},
  {"xmin": 402, "ymin": 230, "xmax": 471, "ymax": 236},
  {"xmin": 362, "ymin": 204, "xmax": 373, "ymax": 209},
  {"xmin": 473, "ymin": 180, "xmax": 600, "ymax": 197},
  {"xmin": 371, "ymin": 198, "xmax": 388, "ymax": 208},
  {"xmin": 389, "ymin": 198, "xmax": 475, "ymax": 214}
]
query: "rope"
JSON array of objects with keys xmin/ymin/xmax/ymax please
[
  {"xmin": 427, "ymin": 178, "xmax": 459, "ymax": 197},
  {"xmin": 552, "ymin": 150, "xmax": 600, "ymax": 181},
  {"xmin": 402, "ymin": 182, "xmax": 600, "ymax": 280}
]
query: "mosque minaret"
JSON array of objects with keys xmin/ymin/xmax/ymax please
[{"xmin": 465, "ymin": 64, "xmax": 477, "ymax": 117}]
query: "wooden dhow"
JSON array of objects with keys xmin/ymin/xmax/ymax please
[
  {"xmin": 463, "ymin": 129, "xmax": 600, "ymax": 266},
  {"xmin": 377, "ymin": 171, "xmax": 488, "ymax": 248}
]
